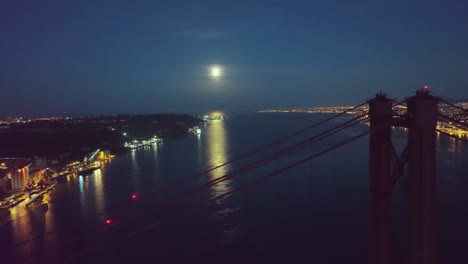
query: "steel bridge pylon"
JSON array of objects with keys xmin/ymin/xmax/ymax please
[{"xmin": 369, "ymin": 89, "xmax": 438, "ymax": 264}]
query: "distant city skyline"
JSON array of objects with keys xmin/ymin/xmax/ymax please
[
  {"xmin": 1, "ymin": 1, "xmax": 468, "ymax": 116},
  {"xmin": 1, "ymin": 91, "xmax": 468, "ymax": 119}
]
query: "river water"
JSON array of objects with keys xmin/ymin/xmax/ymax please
[{"xmin": 1, "ymin": 112, "xmax": 468, "ymax": 263}]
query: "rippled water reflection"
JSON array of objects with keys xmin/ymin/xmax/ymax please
[{"xmin": 206, "ymin": 117, "xmax": 232, "ymax": 201}]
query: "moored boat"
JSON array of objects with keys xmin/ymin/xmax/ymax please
[{"xmin": 77, "ymin": 164, "xmax": 101, "ymax": 176}]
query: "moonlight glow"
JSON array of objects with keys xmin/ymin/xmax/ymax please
[{"xmin": 210, "ymin": 66, "xmax": 222, "ymax": 78}]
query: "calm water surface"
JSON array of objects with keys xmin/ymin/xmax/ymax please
[{"xmin": 1, "ymin": 113, "xmax": 468, "ymax": 263}]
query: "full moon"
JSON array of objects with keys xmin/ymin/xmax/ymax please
[{"xmin": 211, "ymin": 67, "xmax": 220, "ymax": 77}]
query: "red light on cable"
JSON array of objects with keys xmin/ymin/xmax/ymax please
[
  {"xmin": 131, "ymin": 193, "xmax": 137, "ymax": 200},
  {"xmin": 105, "ymin": 219, "xmax": 112, "ymax": 225}
]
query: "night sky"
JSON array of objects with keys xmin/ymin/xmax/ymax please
[{"xmin": 1, "ymin": 0, "xmax": 467, "ymax": 116}]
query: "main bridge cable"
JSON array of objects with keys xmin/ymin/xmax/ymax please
[
  {"xmin": 437, "ymin": 113, "xmax": 468, "ymax": 131},
  {"xmin": 65, "ymin": 125, "xmax": 371, "ymax": 263},
  {"xmin": 122, "ymin": 130, "xmax": 371, "ymax": 239},
  {"xmin": 108, "ymin": 114, "xmax": 369, "ymax": 225},
  {"xmin": 0, "ymin": 102, "xmax": 367, "ymax": 231},
  {"xmin": 11, "ymin": 113, "xmax": 369, "ymax": 253},
  {"xmin": 389, "ymin": 98, "xmax": 408, "ymax": 108},
  {"xmin": 438, "ymin": 98, "xmax": 468, "ymax": 114}
]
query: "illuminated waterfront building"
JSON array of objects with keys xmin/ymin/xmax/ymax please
[{"xmin": 0, "ymin": 158, "xmax": 31, "ymax": 190}]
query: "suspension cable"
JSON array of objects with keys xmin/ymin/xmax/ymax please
[
  {"xmin": 9, "ymin": 114, "xmax": 368, "ymax": 253},
  {"xmin": 437, "ymin": 113, "xmax": 468, "ymax": 131},
  {"xmin": 64, "ymin": 127, "xmax": 371, "ymax": 263},
  {"xmin": 11, "ymin": 114, "xmax": 368, "ymax": 251},
  {"xmin": 124, "ymin": 130, "xmax": 370, "ymax": 239},
  {"xmin": 0, "ymin": 103, "xmax": 368, "ymax": 231},
  {"xmin": 389, "ymin": 98, "xmax": 408, "ymax": 108},
  {"xmin": 111, "ymin": 115, "xmax": 368, "ymax": 225},
  {"xmin": 438, "ymin": 99, "xmax": 468, "ymax": 114}
]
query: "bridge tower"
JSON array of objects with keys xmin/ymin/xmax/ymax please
[
  {"xmin": 369, "ymin": 92, "xmax": 393, "ymax": 264},
  {"xmin": 407, "ymin": 89, "xmax": 438, "ymax": 264},
  {"xmin": 368, "ymin": 88, "xmax": 438, "ymax": 264}
]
